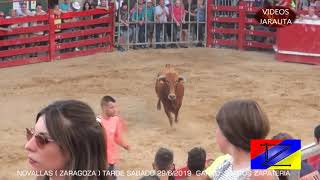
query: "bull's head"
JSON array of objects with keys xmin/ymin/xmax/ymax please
[{"xmin": 158, "ymin": 74, "xmax": 185, "ymax": 101}]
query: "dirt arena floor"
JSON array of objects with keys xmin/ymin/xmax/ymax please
[{"xmin": 0, "ymin": 48, "xmax": 319, "ymax": 180}]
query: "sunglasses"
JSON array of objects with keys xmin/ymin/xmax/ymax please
[{"xmin": 26, "ymin": 128, "xmax": 55, "ymax": 148}]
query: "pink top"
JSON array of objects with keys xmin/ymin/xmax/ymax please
[
  {"xmin": 173, "ymin": 5, "xmax": 184, "ymax": 23},
  {"xmin": 98, "ymin": 115, "xmax": 125, "ymax": 165}
]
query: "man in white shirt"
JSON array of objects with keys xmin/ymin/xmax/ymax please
[{"xmin": 155, "ymin": 0, "xmax": 169, "ymax": 48}]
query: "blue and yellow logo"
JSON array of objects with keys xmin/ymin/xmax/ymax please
[{"xmin": 251, "ymin": 139, "xmax": 301, "ymax": 170}]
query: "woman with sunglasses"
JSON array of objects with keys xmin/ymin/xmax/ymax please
[{"xmin": 25, "ymin": 100, "xmax": 109, "ymax": 180}]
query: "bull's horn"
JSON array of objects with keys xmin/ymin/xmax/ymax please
[
  {"xmin": 178, "ymin": 76, "xmax": 186, "ymax": 82},
  {"xmin": 158, "ymin": 75, "xmax": 166, "ymax": 80}
]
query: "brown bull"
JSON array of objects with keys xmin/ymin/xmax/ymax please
[{"xmin": 155, "ymin": 64, "xmax": 185, "ymax": 127}]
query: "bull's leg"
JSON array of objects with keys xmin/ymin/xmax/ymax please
[
  {"xmin": 157, "ymin": 99, "xmax": 161, "ymax": 110},
  {"xmin": 174, "ymin": 110, "xmax": 179, "ymax": 123},
  {"xmin": 174, "ymin": 108, "xmax": 180, "ymax": 123},
  {"xmin": 164, "ymin": 108, "xmax": 173, "ymax": 127}
]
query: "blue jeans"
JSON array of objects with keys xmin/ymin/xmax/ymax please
[{"xmin": 156, "ymin": 23, "xmax": 167, "ymax": 48}]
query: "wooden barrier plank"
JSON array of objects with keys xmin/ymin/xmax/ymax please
[
  {"xmin": 59, "ymin": 17, "xmax": 113, "ymax": 29},
  {"xmin": 213, "ymin": 39, "xmax": 238, "ymax": 46},
  {"xmin": 212, "ymin": 27, "xmax": 238, "ymax": 34},
  {"xmin": 0, "ymin": 25, "xmax": 49, "ymax": 36},
  {"xmin": 56, "ymin": 37, "xmax": 109, "ymax": 50},
  {"xmin": 0, "ymin": 56, "xmax": 50, "ymax": 68},
  {"xmin": 211, "ymin": 17, "xmax": 240, "ymax": 23},
  {"xmin": 245, "ymin": 18, "xmax": 260, "ymax": 25},
  {"xmin": 55, "ymin": 47, "xmax": 107, "ymax": 60},
  {"xmin": 0, "ymin": 35, "xmax": 49, "ymax": 46},
  {"xmin": 0, "ymin": 45, "xmax": 49, "ymax": 57},
  {"xmin": 245, "ymin": 41, "xmax": 273, "ymax": 49},
  {"xmin": 60, "ymin": 9, "xmax": 113, "ymax": 18},
  {"xmin": 245, "ymin": 30, "xmax": 275, "ymax": 37},
  {"xmin": 209, "ymin": 5, "xmax": 239, "ymax": 11},
  {"xmin": 0, "ymin": 15, "xmax": 48, "ymax": 25},
  {"xmin": 55, "ymin": 27, "xmax": 112, "ymax": 40},
  {"xmin": 245, "ymin": 7, "xmax": 260, "ymax": 13}
]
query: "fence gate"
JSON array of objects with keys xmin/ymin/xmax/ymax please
[{"xmin": 206, "ymin": 0, "xmax": 276, "ymax": 50}]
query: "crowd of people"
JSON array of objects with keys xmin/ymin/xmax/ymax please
[
  {"xmin": 25, "ymin": 97, "xmax": 320, "ymax": 180},
  {"xmin": 116, "ymin": 0, "xmax": 206, "ymax": 49}
]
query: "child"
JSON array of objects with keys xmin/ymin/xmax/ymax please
[
  {"xmin": 97, "ymin": 95, "xmax": 130, "ymax": 179},
  {"xmin": 152, "ymin": 147, "xmax": 175, "ymax": 180}
]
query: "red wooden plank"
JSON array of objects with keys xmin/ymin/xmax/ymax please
[
  {"xmin": 56, "ymin": 37, "xmax": 109, "ymax": 50},
  {"xmin": 245, "ymin": 41, "xmax": 273, "ymax": 49},
  {"xmin": 0, "ymin": 14, "xmax": 48, "ymax": 25},
  {"xmin": 0, "ymin": 56, "xmax": 50, "ymax": 68},
  {"xmin": 213, "ymin": 39, "xmax": 238, "ymax": 46},
  {"xmin": 245, "ymin": 30, "xmax": 275, "ymax": 37},
  {"xmin": 245, "ymin": 7, "xmax": 260, "ymax": 13},
  {"xmin": 276, "ymin": 53, "xmax": 320, "ymax": 65},
  {"xmin": 55, "ymin": 27, "xmax": 112, "ymax": 40},
  {"xmin": 55, "ymin": 47, "xmax": 107, "ymax": 60},
  {"xmin": 0, "ymin": 25, "xmax": 49, "ymax": 36},
  {"xmin": 210, "ymin": 6, "xmax": 239, "ymax": 11},
  {"xmin": 60, "ymin": 9, "xmax": 113, "ymax": 19},
  {"xmin": 0, "ymin": 35, "xmax": 49, "ymax": 46},
  {"xmin": 59, "ymin": 17, "xmax": 113, "ymax": 29},
  {"xmin": 0, "ymin": 45, "xmax": 49, "ymax": 57},
  {"xmin": 212, "ymin": 17, "xmax": 240, "ymax": 23},
  {"xmin": 245, "ymin": 18, "xmax": 260, "ymax": 25},
  {"xmin": 212, "ymin": 27, "xmax": 238, "ymax": 34}
]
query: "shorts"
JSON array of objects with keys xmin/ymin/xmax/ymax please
[{"xmin": 182, "ymin": 23, "xmax": 188, "ymax": 30}]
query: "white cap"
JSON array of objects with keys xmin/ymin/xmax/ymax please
[
  {"xmin": 72, "ymin": 1, "xmax": 81, "ymax": 10},
  {"xmin": 146, "ymin": 0, "xmax": 152, "ymax": 3}
]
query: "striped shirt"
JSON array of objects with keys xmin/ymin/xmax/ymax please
[{"xmin": 211, "ymin": 157, "xmax": 251, "ymax": 180}]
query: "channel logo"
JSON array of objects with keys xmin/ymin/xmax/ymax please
[{"xmin": 251, "ymin": 139, "xmax": 301, "ymax": 170}]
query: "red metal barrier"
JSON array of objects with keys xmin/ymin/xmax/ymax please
[
  {"xmin": 0, "ymin": 5, "xmax": 114, "ymax": 68},
  {"xmin": 206, "ymin": 1, "xmax": 275, "ymax": 50}
]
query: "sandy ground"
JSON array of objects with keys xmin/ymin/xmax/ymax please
[{"xmin": 0, "ymin": 48, "xmax": 319, "ymax": 180}]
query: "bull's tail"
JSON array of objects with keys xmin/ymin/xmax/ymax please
[{"xmin": 157, "ymin": 99, "xmax": 161, "ymax": 110}]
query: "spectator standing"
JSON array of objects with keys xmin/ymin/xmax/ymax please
[
  {"xmin": 97, "ymin": 95, "xmax": 130, "ymax": 180},
  {"xmin": 60, "ymin": 0, "xmax": 72, "ymax": 12},
  {"xmin": 155, "ymin": 0, "xmax": 169, "ymax": 48},
  {"xmin": 142, "ymin": 0, "xmax": 155, "ymax": 48},
  {"xmin": 172, "ymin": 0, "xmax": 185, "ymax": 47}
]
